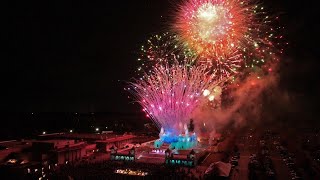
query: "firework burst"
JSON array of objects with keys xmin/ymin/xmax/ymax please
[
  {"xmin": 136, "ymin": 32, "xmax": 196, "ymax": 77},
  {"xmin": 174, "ymin": 0, "xmax": 248, "ymax": 56},
  {"xmin": 173, "ymin": 0, "xmax": 283, "ymax": 79},
  {"xmin": 129, "ymin": 62, "xmax": 221, "ymax": 132}
]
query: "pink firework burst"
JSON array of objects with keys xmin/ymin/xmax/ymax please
[{"xmin": 129, "ymin": 62, "xmax": 221, "ymax": 131}]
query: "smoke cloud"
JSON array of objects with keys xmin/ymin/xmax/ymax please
[{"xmin": 192, "ymin": 68, "xmax": 292, "ymax": 138}]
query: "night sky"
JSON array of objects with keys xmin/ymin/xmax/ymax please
[{"xmin": 5, "ymin": 0, "xmax": 320, "ymax": 113}]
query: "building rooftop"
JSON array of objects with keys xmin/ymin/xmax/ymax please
[{"xmin": 95, "ymin": 135, "xmax": 136, "ymax": 143}]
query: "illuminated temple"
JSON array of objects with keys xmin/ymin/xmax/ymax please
[{"xmin": 154, "ymin": 120, "xmax": 198, "ymax": 150}]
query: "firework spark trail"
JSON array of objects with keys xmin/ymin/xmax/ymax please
[
  {"xmin": 137, "ymin": 32, "xmax": 243, "ymax": 81},
  {"xmin": 205, "ymin": 49, "xmax": 242, "ymax": 80},
  {"xmin": 129, "ymin": 62, "xmax": 221, "ymax": 132},
  {"xmin": 136, "ymin": 32, "xmax": 196, "ymax": 77},
  {"xmin": 172, "ymin": 0, "xmax": 283, "ymax": 79}
]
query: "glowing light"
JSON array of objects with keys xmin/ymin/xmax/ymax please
[
  {"xmin": 203, "ymin": 89, "xmax": 210, "ymax": 96},
  {"xmin": 213, "ymin": 86, "xmax": 222, "ymax": 96},
  {"xmin": 208, "ymin": 95, "xmax": 215, "ymax": 101},
  {"xmin": 196, "ymin": 2, "xmax": 230, "ymax": 43},
  {"xmin": 95, "ymin": 128, "xmax": 99, "ymax": 131},
  {"xmin": 115, "ymin": 169, "xmax": 149, "ymax": 176},
  {"xmin": 7, "ymin": 159, "xmax": 17, "ymax": 164}
]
